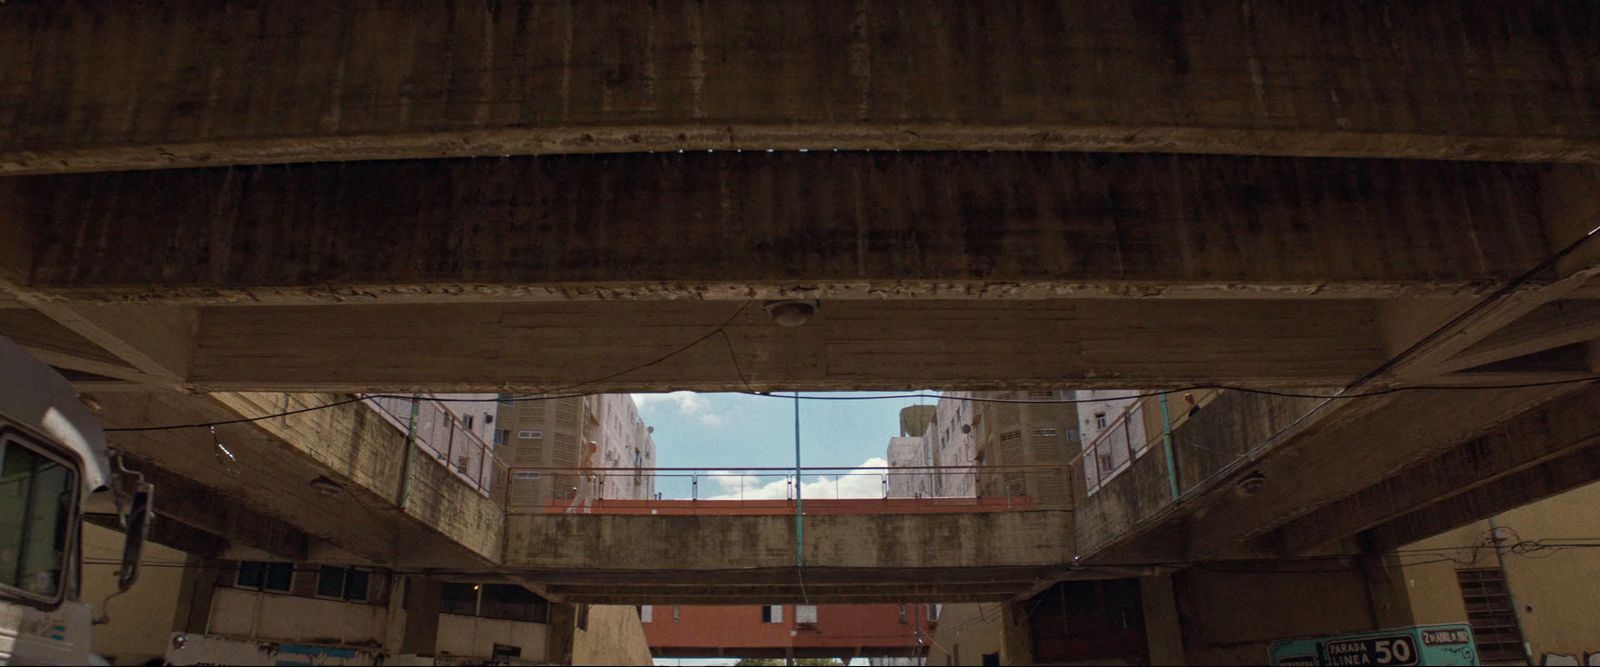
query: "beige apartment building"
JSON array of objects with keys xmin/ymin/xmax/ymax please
[
  {"xmin": 888, "ymin": 392, "xmax": 1082, "ymax": 508},
  {"xmin": 81, "ymin": 523, "xmax": 652, "ymax": 666},
  {"xmin": 1398, "ymin": 478, "xmax": 1600, "ymax": 666},
  {"xmin": 886, "ymin": 405, "xmax": 936, "ymax": 498},
  {"xmin": 494, "ymin": 394, "xmax": 657, "ymax": 511},
  {"xmin": 970, "ymin": 390, "xmax": 1081, "ymax": 508},
  {"xmin": 928, "ymin": 391, "xmax": 979, "ymax": 497}
]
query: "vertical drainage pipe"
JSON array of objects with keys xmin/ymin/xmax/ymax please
[
  {"xmin": 794, "ymin": 391, "xmax": 804, "ymax": 568},
  {"xmin": 1488, "ymin": 515, "xmax": 1534, "ymax": 666},
  {"xmin": 397, "ymin": 395, "xmax": 420, "ymax": 509},
  {"xmin": 1158, "ymin": 393, "xmax": 1180, "ymax": 500}
]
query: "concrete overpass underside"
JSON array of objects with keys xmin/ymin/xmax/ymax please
[
  {"xmin": 2, "ymin": 0, "xmax": 1600, "ymax": 618},
  {"xmin": 1076, "ymin": 382, "xmax": 1600, "ymax": 570},
  {"xmin": 2, "ymin": 154, "xmax": 1598, "ymax": 393},
  {"xmin": 94, "ymin": 390, "xmax": 507, "ymax": 572}
]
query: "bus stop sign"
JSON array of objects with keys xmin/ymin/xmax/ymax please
[{"xmin": 1269, "ymin": 624, "xmax": 1478, "ymax": 666}]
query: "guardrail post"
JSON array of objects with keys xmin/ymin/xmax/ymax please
[{"xmin": 691, "ymin": 473, "xmax": 698, "ymax": 501}]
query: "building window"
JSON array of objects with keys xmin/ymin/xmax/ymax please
[
  {"xmin": 761, "ymin": 605, "xmax": 784, "ymax": 623},
  {"xmin": 493, "ymin": 429, "xmax": 507, "ymax": 445},
  {"xmin": 236, "ymin": 561, "xmax": 294, "ymax": 593},
  {"xmin": 898, "ymin": 604, "xmax": 907, "ymax": 624},
  {"xmin": 1094, "ymin": 413, "xmax": 1107, "ymax": 429},
  {"xmin": 462, "ymin": 415, "xmax": 474, "ymax": 429},
  {"xmin": 1456, "ymin": 568, "xmax": 1525, "ymax": 663},
  {"xmin": 512, "ymin": 471, "xmax": 541, "ymax": 480},
  {"xmin": 1031, "ymin": 427, "xmax": 1058, "ymax": 438},
  {"xmin": 998, "ymin": 430, "xmax": 1022, "ymax": 442},
  {"xmin": 640, "ymin": 605, "xmax": 653, "ymax": 623},
  {"xmin": 316, "ymin": 566, "xmax": 371, "ymax": 602},
  {"xmin": 518, "ymin": 430, "xmax": 543, "ymax": 440},
  {"xmin": 796, "ymin": 605, "xmax": 818, "ymax": 624}
]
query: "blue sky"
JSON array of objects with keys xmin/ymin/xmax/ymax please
[{"xmin": 630, "ymin": 391, "xmax": 934, "ymax": 500}]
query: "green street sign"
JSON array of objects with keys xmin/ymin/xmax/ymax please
[{"xmin": 1269, "ymin": 624, "xmax": 1478, "ymax": 666}]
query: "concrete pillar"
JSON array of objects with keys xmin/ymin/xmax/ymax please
[
  {"xmin": 1172, "ymin": 557, "xmax": 1415, "ymax": 664},
  {"xmin": 1140, "ymin": 574, "xmax": 1187, "ymax": 666},
  {"xmin": 1000, "ymin": 602, "xmax": 1034, "ymax": 666},
  {"xmin": 1360, "ymin": 551, "xmax": 1418, "ymax": 630},
  {"xmin": 396, "ymin": 577, "xmax": 442, "ymax": 657},
  {"xmin": 545, "ymin": 603, "xmax": 579, "ymax": 665},
  {"xmin": 170, "ymin": 556, "xmax": 224, "ymax": 634}
]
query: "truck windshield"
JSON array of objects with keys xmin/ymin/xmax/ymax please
[{"xmin": 0, "ymin": 432, "xmax": 78, "ymax": 601}]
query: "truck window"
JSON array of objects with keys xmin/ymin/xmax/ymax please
[{"xmin": 0, "ymin": 434, "xmax": 79, "ymax": 601}]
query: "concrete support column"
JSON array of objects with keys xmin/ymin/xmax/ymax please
[
  {"xmin": 1000, "ymin": 602, "xmax": 1035, "ymax": 666},
  {"xmin": 1140, "ymin": 574, "xmax": 1187, "ymax": 666},
  {"xmin": 395, "ymin": 577, "xmax": 442, "ymax": 657},
  {"xmin": 170, "ymin": 555, "xmax": 224, "ymax": 634},
  {"xmin": 1360, "ymin": 551, "xmax": 1418, "ymax": 630},
  {"xmin": 1172, "ymin": 558, "xmax": 1416, "ymax": 664},
  {"xmin": 545, "ymin": 603, "xmax": 580, "ymax": 665}
]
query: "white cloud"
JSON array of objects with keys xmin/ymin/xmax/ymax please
[
  {"xmin": 631, "ymin": 391, "xmax": 725, "ymax": 427},
  {"xmin": 703, "ymin": 457, "xmax": 890, "ymax": 501}
]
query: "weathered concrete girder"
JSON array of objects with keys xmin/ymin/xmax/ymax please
[
  {"xmin": 501, "ymin": 511, "xmax": 1074, "ymax": 602},
  {"xmin": 179, "ymin": 299, "xmax": 1389, "ymax": 392},
  {"xmin": 1176, "ymin": 385, "xmax": 1574, "ymax": 558},
  {"xmin": 1, "ymin": 0, "xmax": 1596, "ymax": 173},
  {"xmin": 1270, "ymin": 383, "xmax": 1600, "ymax": 553},
  {"xmin": 0, "ymin": 153, "xmax": 1570, "ymax": 304},
  {"xmin": 1071, "ymin": 382, "xmax": 1600, "ymax": 569},
  {"xmin": 121, "ymin": 458, "xmax": 313, "ymax": 561}
]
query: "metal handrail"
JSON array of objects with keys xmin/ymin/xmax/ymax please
[{"xmin": 360, "ymin": 394, "xmax": 510, "ymax": 505}]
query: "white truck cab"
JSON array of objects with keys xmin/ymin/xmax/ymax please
[{"xmin": 0, "ymin": 336, "xmax": 149, "ymax": 665}]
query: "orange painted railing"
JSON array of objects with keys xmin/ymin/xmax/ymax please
[{"xmin": 503, "ymin": 464, "xmax": 1070, "ymax": 514}]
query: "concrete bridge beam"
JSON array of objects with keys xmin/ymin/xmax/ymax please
[{"xmin": 2, "ymin": 0, "xmax": 1596, "ymax": 173}]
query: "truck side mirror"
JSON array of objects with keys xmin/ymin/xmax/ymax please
[{"xmin": 117, "ymin": 482, "xmax": 154, "ymax": 592}]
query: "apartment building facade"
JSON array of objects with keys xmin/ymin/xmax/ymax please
[
  {"xmin": 80, "ymin": 523, "xmax": 652, "ymax": 666},
  {"xmin": 928, "ymin": 391, "xmax": 978, "ymax": 497},
  {"xmin": 1073, "ymin": 389, "xmax": 1151, "ymax": 491},
  {"xmin": 494, "ymin": 394, "xmax": 657, "ymax": 511},
  {"xmin": 885, "ymin": 405, "xmax": 936, "ymax": 498},
  {"xmin": 969, "ymin": 390, "xmax": 1080, "ymax": 508},
  {"xmin": 885, "ymin": 392, "xmax": 1082, "ymax": 508}
]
